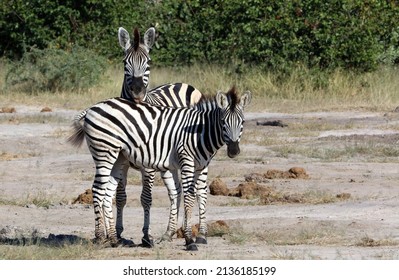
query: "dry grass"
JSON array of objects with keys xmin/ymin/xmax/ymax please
[
  {"xmin": 1, "ymin": 61, "xmax": 399, "ymax": 113},
  {"xmin": 356, "ymin": 236, "xmax": 399, "ymax": 247}
]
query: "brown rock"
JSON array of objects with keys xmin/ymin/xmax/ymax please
[
  {"xmin": 289, "ymin": 167, "xmax": 309, "ymax": 179},
  {"xmin": 208, "ymin": 220, "xmax": 230, "ymax": 237},
  {"xmin": 40, "ymin": 107, "xmax": 52, "ymax": 112},
  {"xmin": 73, "ymin": 189, "xmax": 93, "ymax": 204},
  {"xmin": 229, "ymin": 182, "xmax": 272, "ymax": 199},
  {"xmin": 209, "ymin": 178, "xmax": 229, "ymax": 196},
  {"xmin": 176, "ymin": 224, "xmax": 199, "ymax": 238},
  {"xmin": 264, "ymin": 169, "xmax": 292, "ymax": 179},
  {"xmin": 1, "ymin": 107, "xmax": 16, "ymax": 113}
]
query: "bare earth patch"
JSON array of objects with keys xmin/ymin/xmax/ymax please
[{"xmin": 1, "ymin": 106, "xmax": 399, "ymax": 259}]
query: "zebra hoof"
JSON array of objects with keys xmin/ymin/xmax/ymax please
[
  {"xmin": 186, "ymin": 243, "xmax": 198, "ymax": 251},
  {"xmin": 110, "ymin": 239, "xmax": 121, "ymax": 248},
  {"xmin": 195, "ymin": 236, "xmax": 207, "ymax": 244},
  {"xmin": 141, "ymin": 237, "xmax": 154, "ymax": 248},
  {"xmin": 119, "ymin": 238, "xmax": 135, "ymax": 247},
  {"xmin": 185, "ymin": 238, "xmax": 198, "ymax": 251},
  {"xmin": 93, "ymin": 237, "xmax": 111, "ymax": 247}
]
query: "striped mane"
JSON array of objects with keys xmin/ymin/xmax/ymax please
[
  {"xmin": 133, "ymin": 28, "xmax": 140, "ymax": 51},
  {"xmin": 226, "ymin": 85, "xmax": 239, "ymax": 110},
  {"xmin": 196, "ymin": 85, "xmax": 240, "ymax": 110}
]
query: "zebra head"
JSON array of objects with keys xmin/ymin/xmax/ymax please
[
  {"xmin": 216, "ymin": 87, "xmax": 252, "ymax": 158},
  {"xmin": 118, "ymin": 27, "xmax": 156, "ymax": 102}
]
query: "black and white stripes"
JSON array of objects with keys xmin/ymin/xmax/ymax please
[
  {"xmin": 118, "ymin": 27, "xmax": 155, "ymax": 102},
  {"xmin": 68, "ymin": 87, "xmax": 251, "ymax": 250}
]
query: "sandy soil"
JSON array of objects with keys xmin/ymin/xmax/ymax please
[{"xmin": 1, "ymin": 104, "xmax": 399, "ymax": 259}]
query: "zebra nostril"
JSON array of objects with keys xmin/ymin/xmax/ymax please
[{"xmin": 227, "ymin": 141, "xmax": 240, "ymax": 158}]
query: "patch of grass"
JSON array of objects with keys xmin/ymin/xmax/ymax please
[
  {"xmin": 256, "ymin": 223, "xmax": 345, "ymax": 246},
  {"xmin": 4, "ymin": 47, "xmax": 107, "ymax": 93},
  {"xmin": 269, "ymin": 249, "xmax": 303, "ymax": 260},
  {"xmin": 1, "ymin": 190, "xmax": 67, "ymax": 208},
  {"xmin": 2, "ymin": 60, "xmax": 399, "ymax": 113},
  {"xmin": 0, "ymin": 114, "xmax": 71, "ymax": 124},
  {"xmin": 355, "ymin": 236, "xmax": 399, "ymax": 247},
  {"xmin": 226, "ymin": 221, "xmax": 345, "ymax": 248},
  {"xmin": 0, "ymin": 242, "xmax": 97, "ymax": 260},
  {"xmin": 270, "ymin": 142, "xmax": 399, "ymax": 162},
  {"xmin": 227, "ymin": 231, "xmax": 251, "ymax": 245},
  {"xmin": 0, "ymin": 151, "xmax": 40, "ymax": 161},
  {"xmin": 261, "ymin": 189, "xmax": 349, "ymax": 205}
]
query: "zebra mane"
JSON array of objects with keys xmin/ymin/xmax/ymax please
[
  {"xmin": 196, "ymin": 85, "xmax": 240, "ymax": 110},
  {"xmin": 133, "ymin": 28, "xmax": 140, "ymax": 51},
  {"xmin": 226, "ymin": 85, "xmax": 239, "ymax": 110}
]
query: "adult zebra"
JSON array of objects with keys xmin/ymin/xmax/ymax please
[
  {"xmin": 68, "ymin": 86, "xmax": 251, "ymax": 251},
  {"xmin": 116, "ymin": 83, "xmax": 203, "ymax": 248},
  {"xmin": 115, "ymin": 27, "xmax": 203, "ymax": 247},
  {"xmin": 117, "ymin": 26, "xmax": 154, "ymax": 102}
]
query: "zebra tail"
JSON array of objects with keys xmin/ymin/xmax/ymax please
[{"xmin": 67, "ymin": 110, "xmax": 86, "ymax": 148}]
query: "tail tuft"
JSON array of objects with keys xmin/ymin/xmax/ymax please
[{"xmin": 67, "ymin": 110, "xmax": 87, "ymax": 147}]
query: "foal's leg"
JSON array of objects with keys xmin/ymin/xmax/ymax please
[
  {"xmin": 160, "ymin": 170, "xmax": 181, "ymax": 242},
  {"xmin": 140, "ymin": 168, "xmax": 156, "ymax": 247},
  {"xmin": 195, "ymin": 167, "xmax": 208, "ymax": 244}
]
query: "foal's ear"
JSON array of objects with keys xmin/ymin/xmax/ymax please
[
  {"xmin": 216, "ymin": 90, "xmax": 229, "ymax": 109},
  {"xmin": 118, "ymin": 27, "xmax": 131, "ymax": 51},
  {"xmin": 143, "ymin": 27, "xmax": 156, "ymax": 51},
  {"xmin": 240, "ymin": 91, "xmax": 252, "ymax": 108}
]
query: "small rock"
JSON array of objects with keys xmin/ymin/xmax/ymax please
[
  {"xmin": 1, "ymin": 107, "xmax": 16, "ymax": 113},
  {"xmin": 209, "ymin": 178, "xmax": 229, "ymax": 196},
  {"xmin": 40, "ymin": 107, "xmax": 52, "ymax": 112}
]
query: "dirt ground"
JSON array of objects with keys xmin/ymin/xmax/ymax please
[{"xmin": 1, "ymin": 104, "xmax": 399, "ymax": 259}]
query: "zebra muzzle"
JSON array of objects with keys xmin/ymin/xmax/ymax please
[
  {"xmin": 227, "ymin": 141, "xmax": 240, "ymax": 158},
  {"xmin": 129, "ymin": 78, "xmax": 146, "ymax": 102}
]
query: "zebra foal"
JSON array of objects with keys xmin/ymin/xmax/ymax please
[{"xmin": 68, "ymin": 86, "xmax": 251, "ymax": 251}]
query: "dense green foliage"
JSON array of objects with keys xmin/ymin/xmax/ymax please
[
  {"xmin": 151, "ymin": 0, "xmax": 399, "ymax": 71},
  {"xmin": 1, "ymin": 0, "xmax": 399, "ymax": 73}
]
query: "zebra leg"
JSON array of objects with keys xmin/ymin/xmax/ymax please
[
  {"xmin": 92, "ymin": 161, "xmax": 116, "ymax": 245},
  {"xmin": 141, "ymin": 168, "xmax": 155, "ymax": 248},
  {"xmin": 102, "ymin": 175, "xmax": 119, "ymax": 246},
  {"xmin": 195, "ymin": 167, "xmax": 208, "ymax": 244},
  {"xmin": 115, "ymin": 180, "xmax": 126, "ymax": 238},
  {"xmin": 115, "ymin": 157, "xmax": 134, "ymax": 246},
  {"xmin": 181, "ymin": 165, "xmax": 198, "ymax": 251},
  {"xmin": 100, "ymin": 154, "xmax": 128, "ymax": 247},
  {"xmin": 160, "ymin": 170, "xmax": 181, "ymax": 242},
  {"xmin": 115, "ymin": 156, "xmax": 129, "ymax": 237}
]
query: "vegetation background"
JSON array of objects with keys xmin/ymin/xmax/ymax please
[
  {"xmin": 1, "ymin": 0, "xmax": 399, "ymax": 110},
  {"xmin": 1, "ymin": 0, "xmax": 399, "ymax": 260}
]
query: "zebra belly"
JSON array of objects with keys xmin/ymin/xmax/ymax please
[{"xmin": 122, "ymin": 146, "xmax": 179, "ymax": 172}]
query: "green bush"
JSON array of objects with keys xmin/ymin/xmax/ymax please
[
  {"xmin": 150, "ymin": 0, "xmax": 399, "ymax": 72},
  {"xmin": 5, "ymin": 46, "xmax": 107, "ymax": 93},
  {"xmin": 1, "ymin": 0, "xmax": 399, "ymax": 73}
]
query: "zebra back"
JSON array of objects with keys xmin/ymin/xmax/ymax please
[{"xmin": 145, "ymin": 83, "xmax": 202, "ymax": 108}]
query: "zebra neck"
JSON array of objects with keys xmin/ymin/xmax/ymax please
[
  {"xmin": 202, "ymin": 109, "xmax": 225, "ymax": 155},
  {"xmin": 120, "ymin": 81, "xmax": 130, "ymax": 100}
]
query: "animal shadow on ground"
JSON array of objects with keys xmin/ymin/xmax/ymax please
[{"xmin": 0, "ymin": 233, "xmax": 90, "ymax": 247}]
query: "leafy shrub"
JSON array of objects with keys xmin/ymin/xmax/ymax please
[
  {"xmin": 1, "ymin": 0, "xmax": 399, "ymax": 72},
  {"xmin": 5, "ymin": 46, "xmax": 107, "ymax": 93},
  {"xmin": 150, "ymin": 0, "xmax": 399, "ymax": 72}
]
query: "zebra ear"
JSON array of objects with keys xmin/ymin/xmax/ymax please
[
  {"xmin": 118, "ymin": 27, "xmax": 131, "ymax": 51},
  {"xmin": 240, "ymin": 91, "xmax": 252, "ymax": 107},
  {"xmin": 143, "ymin": 27, "xmax": 156, "ymax": 50},
  {"xmin": 216, "ymin": 90, "xmax": 229, "ymax": 109}
]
